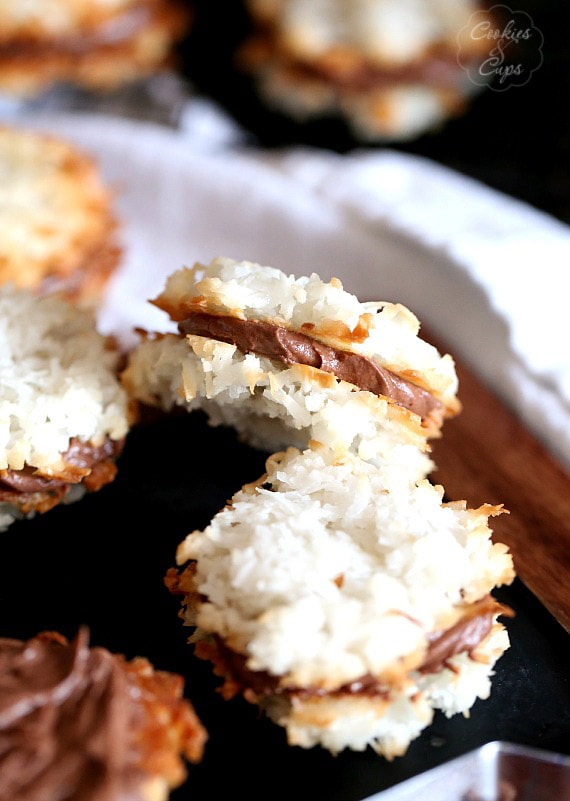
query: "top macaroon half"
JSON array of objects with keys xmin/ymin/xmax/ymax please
[{"xmin": 152, "ymin": 257, "xmax": 460, "ymax": 436}]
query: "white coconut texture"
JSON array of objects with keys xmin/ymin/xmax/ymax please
[
  {"xmin": 0, "ymin": 286, "xmax": 130, "ymax": 529},
  {"xmin": 260, "ymin": 622, "xmax": 510, "ymax": 756},
  {"xmin": 154, "ymin": 257, "xmax": 459, "ymax": 412},
  {"xmin": 175, "ymin": 444, "xmax": 514, "ymax": 755},
  {"xmin": 122, "ymin": 332, "xmax": 434, "ymax": 481}
]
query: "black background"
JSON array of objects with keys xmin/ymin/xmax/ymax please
[{"xmin": 2, "ymin": 3, "xmax": 570, "ymax": 800}]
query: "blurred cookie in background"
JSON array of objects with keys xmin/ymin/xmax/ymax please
[
  {"xmin": 238, "ymin": 0, "xmax": 499, "ymax": 142},
  {"xmin": 0, "ymin": 125, "xmax": 122, "ymax": 304},
  {"xmin": 0, "ymin": 628, "xmax": 207, "ymax": 800},
  {"xmin": 0, "ymin": 0, "xmax": 192, "ymax": 98}
]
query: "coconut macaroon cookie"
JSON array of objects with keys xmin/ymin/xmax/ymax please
[
  {"xmin": 0, "ymin": 628, "xmax": 207, "ymax": 800},
  {"xmin": 0, "ymin": 0, "xmax": 192, "ymax": 97},
  {"xmin": 166, "ymin": 443, "xmax": 515, "ymax": 758},
  {"xmin": 0, "ymin": 286, "xmax": 132, "ymax": 532},
  {"xmin": 238, "ymin": 0, "xmax": 495, "ymax": 141},
  {"xmin": 122, "ymin": 256, "xmax": 458, "ymax": 474},
  {"xmin": 0, "ymin": 125, "xmax": 122, "ymax": 305}
]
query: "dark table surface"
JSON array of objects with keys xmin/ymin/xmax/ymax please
[{"xmin": 2, "ymin": 3, "xmax": 570, "ymax": 799}]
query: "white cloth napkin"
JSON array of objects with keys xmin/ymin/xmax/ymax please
[{"xmin": 8, "ymin": 98, "xmax": 570, "ymax": 474}]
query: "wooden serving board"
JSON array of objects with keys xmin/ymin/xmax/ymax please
[{"xmin": 427, "ymin": 337, "xmax": 570, "ymax": 635}]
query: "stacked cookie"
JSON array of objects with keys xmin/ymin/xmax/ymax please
[
  {"xmin": 0, "ymin": 124, "xmax": 129, "ymax": 525},
  {"xmin": 123, "ymin": 256, "xmax": 460, "ymax": 479},
  {"xmin": 0, "ymin": 0, "xmax": 191, "ymax": 98},
  {"xmin": 124, "ymin": 256, "xmax": 515, "ymax": 757},
  {"xmin": 167, "ymin": 445, "xmax": 513, "ymax": 758},
  {"xmin": 238, "ymin": 0, "xmax": 496, "ymax": 141}
]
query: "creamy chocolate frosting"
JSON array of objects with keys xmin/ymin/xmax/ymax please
[
  {"xmin": 0, "ymin": 629, "xmax": 147, "ymax": 801},
  {"xmin": 0, "ymin": 437, "xmax": 124, "ymax": 511},
  {"xmin": 178, "ymin": 311, "xmax": 443, "ymax": 424}
]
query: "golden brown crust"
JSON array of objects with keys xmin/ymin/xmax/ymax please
[
  {"xmin": 0, "ymin": 125, "xmax": 121, "ymax": 302},
  {"xmin": 121, "ymin": 654, "xmax": 208, "ymax": 784}
]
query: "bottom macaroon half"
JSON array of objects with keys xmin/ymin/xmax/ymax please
[
  {"xmin": 0, "ymin": 286, "xmax": 134, "ymax": 532},
  {"xmin": 166, "ymin": 443, "xmax": 515, "ymax": 758},
  {"xmin": 0, "ymin": 628, "xmax": 207, "ymax": 801}
]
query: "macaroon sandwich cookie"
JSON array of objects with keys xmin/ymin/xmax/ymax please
[
  {"xmin": 122, "ymin": 256, "xmax": 459, "ymax": 478},
  {"xmin": 238, "ymin": 0, "xmax": 496, "ymax": 141},
  {"xmin": 0, "ymin": 627, "xmax": 207, "ymax": 800},
  {"xmin": 0, "ymin": 286, "xmax": 133, "ymax": 532},
  {"xmin": 0, "ymin": 0, "xmax": 192, "ymax": 97},
  {"xmin": 166, "ymin": 442, "xmax": 515, "ymax": 758},
  {"xmin": 0, "ymin": 125, "xmax": 122, "ymax": 305}
]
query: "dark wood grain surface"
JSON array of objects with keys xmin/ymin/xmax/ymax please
[{"xmin": 429, "ymin": 340, "xmax": 570, "ymax": 635}]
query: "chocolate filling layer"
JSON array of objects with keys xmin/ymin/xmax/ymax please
[
  {"xmin": 421, "ymin": 596, "xmax": 509, "ymax": 674},
  {"xmin": 191, "ymin": 595, "xmax": 512, "ymax": 701},
  {"xmin": 0, "ymin": 436, "xmax": 124, "ymax": 512},
  {"xmin": 244, "ymin": 28, "xmax": 482, "ymax": 93},
  {"xmin": 179, "ymin": 311, "xmax": 443, "ymax": 423},
  {"xmin": 0, "ymin": 629, "xmax": 146, "ymax": 801},
  {"xmin": 280, "ymin": 47, "xmax": 469, "ymax": 93}
]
